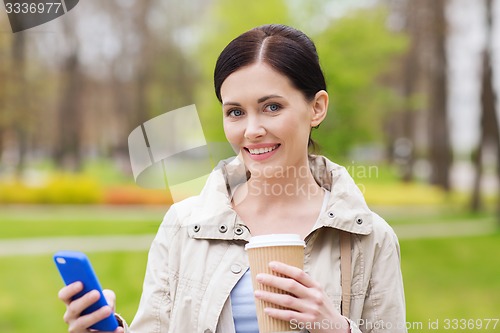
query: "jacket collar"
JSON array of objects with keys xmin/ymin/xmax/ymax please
[
  {"xmin": 185, "ymin": 155, "xmax": 372, "ymax": 241},
  {"xmin": 308, "ymin": 155, "xmax": 373, "ymax": 235}
]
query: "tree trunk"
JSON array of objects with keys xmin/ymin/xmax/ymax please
[
  {"xmin": 471, "ymin": 51, "xmax": 497, "ymax": 212},
  {"xmin": 470, "ymin": 0, "xmax": 500, "ymax": 221},
  {"xmin": 53, "ymin": 52, "xmax": 84, "ymax": 171},
  {"xmin": 428, "ymin": 0, "xmax": 452, "ymax": 191},
  {"xmin": 400, "ymin": 0, "xmax": 421, "ymax": 182},
  {"xmin": 132, "ymin": 0, "xmax": 154, "ymax": 128},
  {"xmin": 11, "ymin": 32, "xmax": 28, "ymax": 177},
  {"xmin": 470, "ymin": 141, "xmax": 484, "ymax": 212}
]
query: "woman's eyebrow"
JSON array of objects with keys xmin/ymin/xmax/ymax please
[
  {"xmin": 257, "ymin": 94, "xmax": 283, "ymax": 103},
  {"xmin": 222, "ymin": 94, "xmax": 284, "ymax": 107},
  {"xmin": 222, "ymin": 101, "xmax": 241, "ymax": 107}
]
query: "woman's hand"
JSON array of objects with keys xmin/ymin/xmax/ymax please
[
  {"xmin": 254, "ymin": 261, "xmax": 350, "ymax": 333},
  {"xmin": 58, "ymin": 282, "xmax": 124, "ymax": 333}
]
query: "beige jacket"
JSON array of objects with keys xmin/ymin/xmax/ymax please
[{"xmin": 124, "ymin": 155, "xmax": 406, "ymax": 333}]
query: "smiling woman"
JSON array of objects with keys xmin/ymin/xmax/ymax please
[{"xmin": 57, "ymin": 24, "xmax": 407, "ymax": 333}]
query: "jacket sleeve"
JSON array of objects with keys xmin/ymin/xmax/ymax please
[
  {"xmin": 126, "ymin": 207, "xmax": 181, "ymax": 333},
  {"xmin": 361, "ymin": 216, "xmax": 407, "ymax": 333},
  {"xmin": 115, "ymin": 313, "xmax": 130, "ymax": 332}
]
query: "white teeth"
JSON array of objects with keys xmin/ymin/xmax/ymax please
[{"xmin": 248, "ymin": 145, "xmax": 278, "ymax": 155}]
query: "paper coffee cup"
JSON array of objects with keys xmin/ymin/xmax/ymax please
[{"xmin": 245, "ymin": 234, "xmax": 306, "ymax": 333}]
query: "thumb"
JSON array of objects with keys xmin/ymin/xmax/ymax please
[{"xmin": 103, "ymin": 289, "xmax": 117, "ymax": 312}]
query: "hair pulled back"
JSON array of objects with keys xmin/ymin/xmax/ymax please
[{"xmin": 214, "ymin": 24, "xmax": 327, "ymax": 103}]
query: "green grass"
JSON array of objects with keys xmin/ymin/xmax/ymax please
[
  {"xmin": 0, "ymin": 251, "xmax": 148, "ymax": 333},
  {"xmin": 401, "ymin": 232, "xmax": 500, "ymax": 332},
  {"xmin": 0, "ymin": 205, "xmax": 167, "ymax": 238},
  {"xmin": 374, "ymin": 205, "xmax": 496, "ymax": 225}
]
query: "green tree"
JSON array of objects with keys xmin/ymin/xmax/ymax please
[{"xmin": 314, "ymin": 8, "xmax": 407, "ymax": 158}]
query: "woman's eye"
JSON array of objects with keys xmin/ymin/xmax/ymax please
[
  {"xmin": 228, "ymin": 109, "xmax": 243, "ymax": 117},
  {"xmin": 266, "ymin": 104, "xmax": 281, "ymax": 112}
]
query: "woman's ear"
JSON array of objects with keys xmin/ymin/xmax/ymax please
[{"xmin": 310, "ymin": 90, "xmax": 329, "ymax": 128}]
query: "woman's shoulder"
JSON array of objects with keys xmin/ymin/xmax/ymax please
[
  {"xmin": 370, "ymin": 211, "xmax": 397, "ymax": 238},
  {"xmin": 161, "ymin": 195, "xmax": 204, "ymax": 226},
  {"xmin": 159, "ymin": 159, "xmax": 238, "ymax": 227},
  {"xmin": 359, "ymin": 211, "xmax": 401, "ymax": 255}
]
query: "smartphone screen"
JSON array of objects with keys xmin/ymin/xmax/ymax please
[{"xmin": 54, "ymin": 251, "xmax": 118, "ymax": 331}]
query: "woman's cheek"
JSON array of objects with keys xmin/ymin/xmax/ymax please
[{"xmin": 224, "ymin": 122, "xmax": 244, "ymax": 145}]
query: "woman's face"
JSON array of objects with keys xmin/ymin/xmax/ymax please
[{"xmin": 220, "ymin": 62, "xmax": 327, "ymax": 177}]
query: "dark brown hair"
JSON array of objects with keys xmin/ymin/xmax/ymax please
[
  {"xmin": 214, "ymin": 24, "xmax": 326, "ymax": 150},
  {"xmin": 214, "ymin": 24, "xmax": 326, "ymax": 101}
]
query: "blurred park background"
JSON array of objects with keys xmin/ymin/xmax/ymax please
[{"xmin": 1, "ymin": 0, "xmax": 500, "ymax": 332}]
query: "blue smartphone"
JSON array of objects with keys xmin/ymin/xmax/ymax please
[{"xmin": 54, "ymin": 251, "xmax": 119, "ymax": 331}]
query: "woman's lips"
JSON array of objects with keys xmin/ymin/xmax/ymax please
[{"xmin": 244, "ymin": 144, "xmax": 281, "ymax": 161}]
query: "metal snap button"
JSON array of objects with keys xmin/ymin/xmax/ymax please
[
  {"xmin": 328, "ymin": 212, "xmax": 335, "ymax": 218},
  {"xmin": 219, "ymin": 224, "xmax": 228, "ymax": 233},
  {"xmin": 234, "ymin": 227, "xmax": 244, "ymax": 235},
  {"xmin": 230, "ymin": 264, "xmax": 242, "ymax": 274},
  {"xmin": 356, "ymin": 218, "xmax": 363, "ymax": 225},
  {"xmin": 193, "ymin": 224, "xmax": 200, "ymax": 232}
]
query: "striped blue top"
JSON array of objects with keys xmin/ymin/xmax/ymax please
[{"xmin": 230, "ymin": 268, "xmax": 259, "ymax": 333}]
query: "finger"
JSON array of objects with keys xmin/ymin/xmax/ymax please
[
  {"xmin": 269, "ymin": 261, "xmax": 319, "ymax": 288},
  {"xmin": 58, "ymin": 281, "xmax": 83, "ymax": 305},
  {"xmin": 263, "ymin": 306, "xmax": 314, "ymax": 324},
  {"xmin": 265, "ymin": 306, "xmax": 350, "ymax": 332},
  {"xmin": 64, "ymin": 290, "xmax": 100, "ymax": 323},
  {"xmin": 103, "ymin": 289, "xmax": 116, "ymax": 311},
  {"xmin": 254, "ymin": 289, "xmax": 309, "ymax": 313},
  {"xmin": 69, "ymin": 305, "xmax": 112, "ymax": 331},
  {"xmin": 256, "ymin": 273, "xmax": 309, "ymax": 299}
]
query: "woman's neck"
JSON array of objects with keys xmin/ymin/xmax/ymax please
[{"xmin": 233, "ymin": 166, "xmax": 323, "ymax": 209}]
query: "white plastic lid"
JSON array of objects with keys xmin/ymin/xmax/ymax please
[{"xmin": 244, "ymin": 234, "xmax": 305, "ymax": 250}]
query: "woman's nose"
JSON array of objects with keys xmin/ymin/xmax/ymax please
[{"xmin": 244, "ymin": 115, "xmax": 266, "ymax": 140}]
